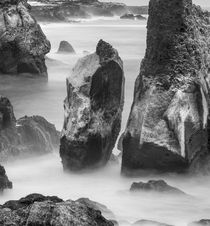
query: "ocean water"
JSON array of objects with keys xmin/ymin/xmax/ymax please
[{"xmin": 0, "ymin": 19, "xmax": 210, "ymax": 226}]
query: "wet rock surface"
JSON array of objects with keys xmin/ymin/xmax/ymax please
[
  {"xmin": 57, "ymin": 40, "xmax": 76, "ymax": 54},
  {"xmin": 121, "ymin": 0, "xmax": 210, "ymax": 175},
  {"xmin": 0, "ymin": 96, "xmax": 59, "ymax": 161},
  {"xmin": 60, "ymin": 40, "xmax": 124, "ymax": 171},
  {"xmin": 130, "ymin": 180, "xmax": 186, "ymax": 195},
  {"xmin": 0, "ymin": 164, "xmax": 12, "ymax": 191},
  {"xmin": 0, "ymin": 0, "xmax": 51, "ymax": 76},
  {"xmin": 0, "ymin": 193, "xmax": 114, "ymax": 226}
]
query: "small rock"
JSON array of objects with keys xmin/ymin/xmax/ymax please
[
  {"xmin": 57, "ymin": 41, "xmax": 76, "ymax": 54},
  {"xmin": 130, "ymin": 180, "xmax": 186, "ymax": 195}
]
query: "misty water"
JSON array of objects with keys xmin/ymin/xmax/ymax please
[{"xmin": 0, "ymin": 19, "xmax": 210, "ymax": 226}]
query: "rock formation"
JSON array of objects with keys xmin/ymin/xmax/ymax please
[
  {"xmin": 0, "ymin": 164, "xmax": 12, "ymax": 191},
  {"xmin": 0, "ymin": 0, "xmax": 50, "ymax": 76},
  {"xmin": 60, "ymin": 40, "xmax": 124, "ymax": 171},
  {"xmin": 188, "ymin": 220, "xmax": 210, "ymax": 226},
  {"xmin": 132, "ymin": 220, "xmax": 173, "ymax": 226},
  {"xmin": 130, "ymin": 180, "xmax": 186, "ymax": 196},
  {"xmin": 121, "ymin": 0, "xmax": 210, "ymax": 175},
  {"xmin": 0, "ymin": 96, "xmax": 59, "ymax": 161},
  {"xmin": 0, "ymin": 193, "xmax": 114, "ymax": 226},
  {"xmin": 57, "ymin": 40, "xmax": 75, "ymax": 54}
]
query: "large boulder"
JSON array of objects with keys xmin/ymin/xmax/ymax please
[
  {"xmin": 0, "ymin": 193, "xmax": 114, "ymax": 226},
  {"xmin": 0, "ymin": 96, "xmax": 59, "ymax": 161},
  {"xmin": 0, "ymin": 0, "xmax": 50, "ymax": 76},
  {"xmin": 121, "ymin": 0, "xmax": 210, "ymax": 175},
  {"xmin": 60, "ymin": 40, "xmax": 125, "ymax": 171},
  {"xmin": 0, "ymin": 164, "xmax": 12, "ymax": 191}
]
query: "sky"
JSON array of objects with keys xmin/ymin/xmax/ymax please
[{"xmin": 101, "ymin": 0, "xmax": 210, "ymax": 8}]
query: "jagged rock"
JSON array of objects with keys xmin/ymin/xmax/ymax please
[
  {"xmin": 130, "ymin": 180, "xmax": 186, "ymax": 196},
  {"xmin": 188, "ymin": 220, "xmax": 210, "ymax": 226},
  {"xmin": 0, "ymin": 96, "xmax": 59, "ymax": 161},
  {"xmin": 57, "ymin": 40, "xmax": 76, "ymax": 54},
  {"xmin": 0, "ymin": 193, "xmax": 114, "ymax": 226},
  {"xmin": 132, "ymin": 220, "xmax": 173, "ymax": 226},
  {"xmin": 0, "ymin": 165, "xmax": 12, "ymax": 191},
  {"xmin": 0, "ymin": 0, "xmax": 50, "ymax": 76},
  {"xmin": 121, "ymin": 0, "xmax": 210, "ymax": 175},
  {"xmin": 60, "ymin": 40, "xmax": 125, "ymax": 171}
]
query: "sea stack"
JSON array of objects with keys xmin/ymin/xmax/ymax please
[
  {"xmin": 121, "ymin": 0, "xmax": 210, "ymax": 175},
  {"xmin": 57, "ymin": 41, "xmax": 76, "ymax": 54},
  {"xmin": 0, "ymin": 0, "xmax": 50, "ymax": 76},
  {"xmin": 60, "ymin": 40, "xmax": 125, "ymax": 171}
]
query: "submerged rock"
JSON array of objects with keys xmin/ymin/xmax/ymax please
[
  {"xmin": 57, "ymin": 40, "xmax": 76, "ymax": 54},
  {"xmin": 130, "ymin": 180, "xmax": 186, "ymax": 195},
  {"xmin": 121, "ymin": 0, "xmax": 210, "ymax": 175},
  {"xmin": 0, "ymin": 194, "xmax": 114, "ymax": 226},
  {"xmin": 0, "ymin": 0, "xmax": 50, "ymax": 76},
  {"xmin": 0, "ymin": 165, "xmax": 12, "ymax": 191},
  {"xmin": 132, "ymin": 220, "xmax": 173, "ymax": 226},
  {"xmin": 0, "ymin": 96, "xmax": 59, "ymax": 161},
  {"xmin": 60, "ymin": 40, "xmax": 125, "ymax": 171},
  {"xmin": 188, "ymin": 220, "xmax": 210, "ymax": 226}
]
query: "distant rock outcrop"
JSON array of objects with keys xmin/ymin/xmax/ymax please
[
  {"xmin": 130, "ymin": 180, "xmax": 186, "ymax": 196},
  {"xmin": 188, "ymin": 220, "xmax": 210, "ymax": 226},
  {"xmin": 132, "ymin": 220, "xmax": 173, "ymax": 226},
  {"xmin": 60, "ymin": 40, "xmax": 125, "ymax": 171},
  {"xmin": 0, "ymin": 0, "xmax": 50, "ymax": 76},
  {"xmin": 120, "ymin": 14, "xmax": 146, "ymax": 20},
  {"xmin": 121, "ymin": 0, "xmax": 210, "ymax": 175},
  {"xmin": 0, "ymin": 193, "xmax": 114, "ymax": 226},
  {"xmin": 0, "ymin": 96, "xmax": 59, "ymax": 161},
  {"xmin": 57, "ymin": 41, "xmax": 76, "ymax": 54},
  {"xmin": 0, "ymin": 165, "xmax": 12, "ymax": 191}
]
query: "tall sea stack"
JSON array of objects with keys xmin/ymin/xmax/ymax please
[
  {"xmin": 122, "ymin": 0, "xmax": 210, "ymax": 175},
  {"xmin": 60, "ymin": 40, "xmax": 125, "ymax": 171},
  {"xmin": 0, "ymin": 0, "xmax": 50, "ymax": 76}
]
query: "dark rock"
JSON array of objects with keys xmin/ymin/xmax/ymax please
[
  {"xmin": 121, "ymin": 0, "xmax": 210, "ymax": 175},
  {"xmin": 0, "ymin": 0, "xmax": 51, "ymax": 76},
  {"xmin": 0, "ymin": 96, "xmax": 59, "ymax": 161},
  {"xmin": 57, "ymin": 40, "xmax": 76, "ymax": 54},
  {"xmin": 0, "ymin": 165, "xmax": 12, "ymax": 191},
  {"xmin": 130, "ymin": 180, "xmax": 186, "ymax": 196},
  {"xmin": 135, "ymin": 14, "xmax": 146, "ymax": 20},
  {"xmin": 0, "ymin": 194, "xmax": 114, "ymax": 226},
  {"xmin": 188, "ymin": 220, "xmax": 210, "ymax": 226},
  {"xmin": 120, "ymin": 14, "xmax": 135, "ymax": 20},
  {"xmin": 60, "ymin": 39, "xmax": 125, "ymax": 171},
  {"xmin": 117, "ymin": 132, "xmax": 124, "ymax": 151},
  {"xmin": 132, "ymin": 220, "xmax": 173, "ymax": 226}
]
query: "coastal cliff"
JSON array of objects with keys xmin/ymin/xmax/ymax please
[
  {"xmin": 122, "ymin": 0, "xmax": 210, "ymax": 175},
  {"xmin": 60, "ymin": 40, "xmax": 125, "ymax": 171},
  {"xmin": 0, "ymin": 0, "xmax": 50, "ymax": 76}
]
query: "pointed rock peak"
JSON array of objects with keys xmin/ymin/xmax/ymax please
[{"xmin": 96, "ymin": 39, "xmax": 116, "ymax": 64}]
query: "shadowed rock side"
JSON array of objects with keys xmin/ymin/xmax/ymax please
[
  {"xmin": 0, "ymin": 193, "xmax": 114, "ymax": 226},
  {"xmin": 0, "ymin": 96, "xmax": 59, "ymax": 161},
  {"xmin": 121, "ymin": 0, "xmax": 210, "ymax": 175},
  {"xmin": 0, "ymin": 0, "xmax": 50, "ymax": 76},
  {"xmin": 0, "ymin": 164, "xmax": 12, "ymax": 191},
  {"xmin": 60, "ymin": 40, "xmax": 125, "ymax": 171}
]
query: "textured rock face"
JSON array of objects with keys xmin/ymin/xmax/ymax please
[
  {"xmin": 57, "ymin": 40, "xmax": 75, "ymax": 54},
  {"xmin": 130, "ymin": 180, "xmax": 186, "ymax": 195},
  {"xmin": 122, "ymin": 0, "xmax": 210, "ymax": 175},
  {"xmin": 60, "ymin": 40, "xmax": 124, "ymax": 171},
  {"xmin": 0, "ymin": 193, "xmax": 114, "ymax": 226},
  {"xmin": 0, "ymin": 96, "xmax": 59, "ymax": 161},
  {"xmin": 0, "ymin": 164, "xmax": 12, "ymax": 191},
  {"xmin": 0, "ymin": 0, "xmax": 50, "ymax": 76}
]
